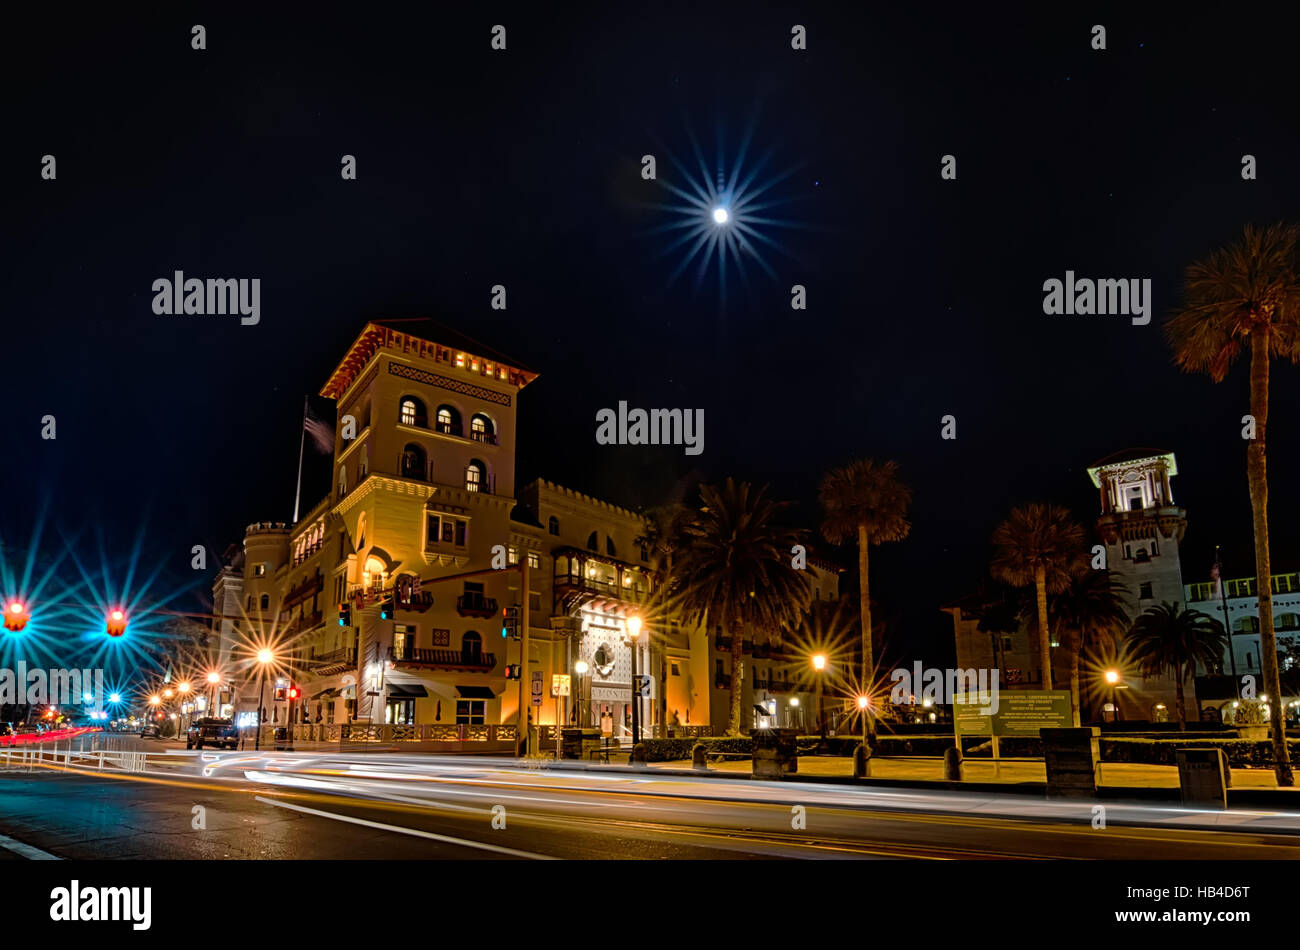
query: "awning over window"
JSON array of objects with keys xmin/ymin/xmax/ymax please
[
  {"xmin": 387, "ymin": 684, "xmax": 428, "ymax": 698},
  {"xmin": 456, "ymin": 685, "xmax": 496, "ymax": 699}
]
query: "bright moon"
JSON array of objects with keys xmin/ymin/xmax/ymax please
[{"xmin": 712, "ymin": 207, "xmax": 729, "ymax": 224}]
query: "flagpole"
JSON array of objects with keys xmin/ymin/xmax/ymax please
[{"xmin": 293, "ymin": 395, "xmax": 307, "ymax": 523}]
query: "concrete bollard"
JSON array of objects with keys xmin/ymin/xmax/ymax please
[
  {"xmin": 943, "ymin": 746, "xmax": 964, "ymax": 781},
  {"xmin": 631, "ymin": 742, "xmax": 648, "ymax": 768},
  {"xmin": 692, "ymin": 743, "xmax": 708, "ymax": 771}
]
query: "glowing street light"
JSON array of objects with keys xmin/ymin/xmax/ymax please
[
  {"xmin": 811, "ymin": 653, "xmax": 827, "ymax": 672},
  {"xmin": 4, "ymin": 600, "xmax": 29, "ymax": 632},
  {"xmin": 206, "ymin": 672, "xmax": 221, "ymax": 685},
  {"xmin": 149, "ymin": 695, "xmax": 161, "ymax": 706},
  {"xmin": 1104, "ymin": 670, "xmax": 1120, "ymax": 685},
  {"xmin": 712, "ymin": 207, "xmax": 729, "ymax": 225},
  {"xmin": 109, "ymin": 693, "xmax": 121, "ymax": 704},
  {"xmin": 625, "ymin": 615, "xmax": 645, "ymax": 743},
  {"xmin": 255, "ymin": 648, "xmax": 276, "ymax": 751}
]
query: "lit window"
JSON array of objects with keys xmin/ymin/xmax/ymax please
[
  {"xmin": 527, "ymin": 552, "xmax": 540, "ymax": 569},
  {"xmin": 400, "ymin": 400, "xmax": 417, "ymax": 426},
  {"xmin": 508, "ymin": 546, "xmax": 519, "ymax": 565},
  {"xmin": 254, "ymin": 564, "xmax": 266, "ymax": 577},
  {"xmin": 466, "ymin": 460, "xmax": 484, "ymax": 492}
]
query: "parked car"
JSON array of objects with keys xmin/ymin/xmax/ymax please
[
  {"xmin": 186, "ymin": 718, "xmax": 239, "ymax": 750},
  {"xmin": 140, "ymin": 722, "xmax": 162, "ymax": 739}
]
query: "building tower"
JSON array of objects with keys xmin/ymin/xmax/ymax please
[{"xmin": 1085, "ymin": 449, "xmax": 1187, "ymax": 720}]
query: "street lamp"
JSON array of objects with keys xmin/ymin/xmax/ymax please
[
  {"xmin": 789, "ymin": 695, "xmax": 801, "ymax": 731},
  {"xmin": 626, "ymin": 615, "xmax": 644, "ymax": 745},
  {"xmin": 811, "ymin": 653, "xmax": 827, "ymax": 738},
  {"xmin": 574, "ymin": 660, "xmax": 589, "ymax": 728},
  {"xmin": 857, "ymin": 695, "xmax": 870, "ymax": 747},
  {"xmin": 255, "ymin": 649, "xmax": 274, "ymax": 751}
]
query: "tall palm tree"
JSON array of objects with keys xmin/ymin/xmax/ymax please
[
  {"xmin": 990, "ymin": 504, "xmax": 1088, "ymax": 691},
  {"xmin": 1126, "ymin": 602, "xmax": 1227, "ymax": 730},
  {"xmin": 1048, "ymin": 570, "xmax": 1131, "ymax": 727},
  {"xmin": 635, "ymin": 502, "xmax": 692, "ymax": 736},
  {"xmin": 818, "ymin": 459, "xmax": 912, "ymax": 744},
  {"xmin": 677, "ymin": 479, "xmax": 811, "ymax": 734},
  {"xmin": 1165, "ymin": 222, "xmax": 1300, "ymax": 783}
]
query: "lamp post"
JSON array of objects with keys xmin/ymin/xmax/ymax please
[
  {"xmin": 177, "ymin": 681, "xmax": 192, "ymax": 736},
  {"xmin": 574, "ymin": 660, "xmax": 589, "ymax": 727},
  {"xmin": 811, "ymin": 653, "xmax": 827, "ymax": 738},
  {"xmin": 255, "ymin": 649, "xmax": 274, "ymax": 751},
  {"xmin": 207, "ymin": 671, "xmax": 222, "ymax": 719},
  {"xmin": 789, "ymin": 696, "xmax": 801, "ymax": 732},
  {"xmin": 626, "ymin": 615, "xmax": 644, "ymax": 745}
]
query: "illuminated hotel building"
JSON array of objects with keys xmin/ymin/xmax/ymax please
[{"xmin": 215, "ymin": 319, "xmax": 837, "ymax": 746}]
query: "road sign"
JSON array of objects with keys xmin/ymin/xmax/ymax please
[
  {"xmin": 634, "ymin": 674, "xmax": 652, "ymax": 697},
  {"xmin": 531, "ymin": 670, "xmax": 543, "ymax": 706},
  {"xmin": 551, "ymin": 674, "xmax": 571, "ymax": 697}
]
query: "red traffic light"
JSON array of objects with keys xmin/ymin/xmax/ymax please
[
  {"xmin": 287, "ymin": 686, "xmax": 300, "ymax": 701},
  {"xmin": 3, "ymin": 600, "xmax": 29, "ymax": 632},
  {"xmin": 106, "ymin": 608, "xmax": 127, "ymax": 637}
]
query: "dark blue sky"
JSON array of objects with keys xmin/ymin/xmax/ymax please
[{"xmin": 6, "ymin": 4, "xmax": 1300, "ymax": 665}]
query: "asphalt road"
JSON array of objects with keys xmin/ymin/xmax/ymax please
[{"xmin": 2, "ymin": 743, "xmax": 1299, "ymax": 860}]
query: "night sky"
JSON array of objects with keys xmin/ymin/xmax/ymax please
[{"xmin": 7, "ymin": 5, "xmax": 1300, "ymax": 666}]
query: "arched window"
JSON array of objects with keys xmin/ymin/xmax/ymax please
[
  {"xmin": 401, "ymin": 443, "xmax": 427, "ymax": 480},
  {"xmin": 606, "ymin": 536, "xmax": 617, "ymax": 558},
  {"xmin": 461, "ymin": 630, "xmax": 482, "ymax": 663},
  {"xmin": 436, "ymin": 405, "xmax": 462, "ymax": 436},
  {"xmin": 260, "ymin": 594, "xmax": 270, "ymax": 610},
  {"xmin": 338, "ymin": 465, "xmax": 347, "ymax": 497},
  {"xmin": 470, "ymin": 413, "xmax": 496, "ymax": 444},
  {"xmin": 466, "ymin": 459, "xmax": 485, "ymax": 492},
  {"xmin": 399, "ymin": 396, "xmax": 427, "ymax": 428},
  {"xmin": 587, "ymin": 531, "xmax": 599, "ymax": 552},
  {"xmin": 548, "ymin": 516, "xmax": 560, "ymax": 536},
  {"xmin": 246, "ymin": 595, "xmax": 253, "ymax": 611}
]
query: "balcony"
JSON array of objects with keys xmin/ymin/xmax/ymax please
[
  {"xmin": 456, "ymin": 592, "xmax": 499, "ymax": 618},
  {"xmin": 304, "ymin": 646, "xmax": 357, "ymax": 673},
  {"xmin": 435, "ymin": 421, "xmax": 463, "ymax": 437},
  {"xmin": 714, "ymin": 673, "xmax": 732, "ymax": 690},
  {"xmin": 470, "ymin": 429, "xmax": 499, "ymax": 445},
  {"xmin": 398, "ymin": 455, "xmax": 434, "ymax": 482},
  {"xmin": 388, "ymin": 645, "xmax": 495, "ymax": 673},
  {"xmin": 552, "ymin": 546, "xmax": 654, "ymax": 613},
  {"xmin": 284, "ymin": 571, "xmax": 323, "ymax": 608}
]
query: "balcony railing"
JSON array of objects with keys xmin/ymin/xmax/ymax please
[
  {"xmin": 304, "ymin": 646, "xmax": 357, "ymax": 671},
  {"xmin": 293, "ymin": 723, "xmax": 517, "ymax": 745},
  {"xmin": 388, "ymin": 645, "xmax": 495, "ymax": 672},
  {"xmin": 714, "ymin": 674, "xmax": 732, "ymax": 690},
  {"xmin": 398, "ymin": 455, "xmax": 434, "ymax": 482},
  {"xmin": 470, "ymin": 429, "xmax": 498, "ymax": 445},
  {"xmin": 456, "ymin": 593, "xmax": 498, "ymax": 618}
]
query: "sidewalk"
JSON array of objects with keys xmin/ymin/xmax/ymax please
[{"xmin": 650, "ymin": 755, "xmax": 1294, "ymax": 789}]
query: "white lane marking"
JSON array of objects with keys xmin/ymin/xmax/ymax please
[
  {"xmin": 0, "ymin": 832, "xmax": 60, "ymax": 860},
  {"xmin": 253, "ymin": 795, "xmax": 555, "ymax": 860}
]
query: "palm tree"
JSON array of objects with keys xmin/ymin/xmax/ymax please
[
  {"xmin": 635, "ymin": 503, "xmax": 692, "ymax": 736},
  {"xmin": 677, "ymin": 479, "xmax": 811, "ymax": 734},
  {"xmin": 818, "ymin": 459, "xmax": 911, "ymax": 744},
  {"xmin": 990, "ymin": 504, "xmax": 1088, "ymax": 691},
  {"xmin": 1048, "ymin": 571, "xmax": 1131, "ymax": 727},
  {"xmin": 1126, "ymin": 602, "xmax": 1227, "ymax": 730},
  {"xmin": 1165, "ymin": 222, "xmax": 1300, "ymax": 783}
]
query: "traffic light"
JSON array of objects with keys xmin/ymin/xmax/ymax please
[
  {"xmin": 380, "ymin": 592, "xmax": 395, "ymax": 620},
  {"xmin": 504, "ymin": 664, "xmax": 521, "ymax": 680},
  {"xmin": 501, "ymin": 605, "xmax": 520, "ymax": 639},
  {"xmin": 3, "ymin": 600, "xmax": 29, "ymax": 633},
  {"xmin": 287, "ymin": 685, "xmax": 301, "ymax": 701},
  {"xmin": 106, "ymin": 608, "xmax": 127, "ymax": 637},
  {"xmin": 338, "ymin": 602, "xmax": 352, "ymax": 626}
]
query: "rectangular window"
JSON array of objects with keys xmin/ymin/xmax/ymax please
[
  {"xmin": 393, "ymin": 625, "xmax": 415, "ymax": 659},
  {"xmin": 427, "ymin": 514, "xmax": 441, "ymax": 545},
  {"xmin": 454, "ymin": 520, "xmax": 467, "ymax": 546},
  {"xmin": 508, "ymin": 546, "xmax": 519, "ymax": 565},
  {"xmin": 456, "ymin": 700, "xmax": 485, "ymax": 724},
  {"xmin": 254, "ymin": 564, "xmax": 266, "ymax": 577},
  {"xmin": 1139, "ymin": 582, "xmax": 1153, "ymax": 600},
  {"xmin": 529, "ymin": 591, "xmax": 542, "ymax": 612},
  {"xmin": 671, "ymin": 662, "xmax": 681, "ymax": 676},
  {"xmin": 527, "ymin": 551, "xmax": 540, "ymax": 569}
]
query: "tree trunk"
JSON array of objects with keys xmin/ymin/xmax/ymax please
[
  {"xmin": 1035, "ymin": 565, "xmax": 1052, "ymax": 690},
  {"xmin": 857, "ymin": 523, "xmax": 876, "ymax": 748},
  {"xmin": 728, "ymin": 616, "xmax": 744, "ymax": 735},
  {"xmin": 1068, "ymin": 636, "xmax": 1082, "ymax": 727},
  {"xmin": 1247, "ymin": 331, "xmax": 1293, "ymax": 784},
  {"xmin": 1175, "ymin": 660, "xmax": 1186, "ymax": 731},
  {"xmin": 657, "ymin": 553, "xmax": 671, "ymax": 736}
]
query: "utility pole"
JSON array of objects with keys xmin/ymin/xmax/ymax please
[{"xmin": 516, "ymin": 559, "xmax": 531, "ymax": 756}]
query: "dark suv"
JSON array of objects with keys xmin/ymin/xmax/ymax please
[{"xmin": 186, "ymin": 718, "xmax": 239, "ymax": 750}]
